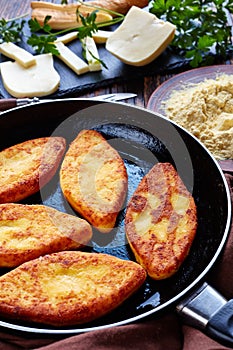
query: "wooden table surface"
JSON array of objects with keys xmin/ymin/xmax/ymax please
[{"xmin": 0, "ymin": 0, "xmax": 233, "ymax": 109}]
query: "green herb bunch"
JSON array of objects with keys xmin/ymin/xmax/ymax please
[
  {"xmin": 0, "ymin": 17, "xmax": 25, "ymax": 44},
  {"xmin": 150, "ymin": 0, "xmax": 233, "ymax": 67},
  {"xmin": 27, "ymin": 16, "xmax": 60, "ymax": 55}
]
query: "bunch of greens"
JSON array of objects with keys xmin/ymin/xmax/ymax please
[
  {"xmin": 0, "ymin": 16, "xmax": 25, "ymax": 44},
  {"xmin": 27, "ymin": 16, "xmax": 60, "ymax": 55},
  {"xmin": 149, "ymin": 0, "xmax": 233, "ymax": 67}
]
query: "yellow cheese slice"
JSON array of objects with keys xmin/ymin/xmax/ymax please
[
  {"xmin": 55, "ymin": 41, "xmax": 89, "ymax": 75},
  {"xmin": 0, "ymin": 53, "xmax": 60, "ymax": 98},
  {"xmin": 92, "ymin": 30, "xmax": 113, "ymax": 44},
  {"xmin": 105, "ymin": 6, "xmax": 176, "ymax": 66},
  {"xmin": 82, "ymin": 36, "xmax": 102, "ymax": 71},
  {"xmin": 0, "ymin": 42, "xmax": 36, "ymax": 68},
  {"xmin": 55, "ymin": 30, "xmax": 112, "ymax": 45},
  {"xmin": 55, "ymin": 32, "xmax": 79, "ymax": 44}
]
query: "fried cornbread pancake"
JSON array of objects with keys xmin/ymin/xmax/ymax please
[
  {"xmin": 60, "ymin": 130, "xmax": 128, "ymax": 233},
  {"xmin": 0, "ymin": 251, "xmax": 146, "ymax": 326},
  {"xmin": 125, "ymin": 162, "xmax": 197, "ymax": 280},
  {"xmin": 0, "ymin": 203, "xmax": 92, "ymax": 268},
  {"xmin": 0, "ymin": 137, "xmax": 66, "ymax": 203}
]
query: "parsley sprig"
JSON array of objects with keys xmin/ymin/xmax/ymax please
[
  {"xmin": 27, "ymin": 16, "xmax": 60, "ymax": 55},
  {"xmin": 76, "ymin": 10, "xmax": 98, "ymax": 40},
  {"xmin": 78, "ymin": 10, "xmax": 108, "ymax": 67},
  {"xmin": 150, "ymin": 0, "xmax": 233, "ymax": 67},
  {"xmin": 0, "ymin": 15, "xmax": 26, "ymax": 44}
]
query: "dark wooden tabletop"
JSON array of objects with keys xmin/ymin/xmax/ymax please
[{"xmin": 1, "ymin": 0, "xmax": 233, "ymax": 109}]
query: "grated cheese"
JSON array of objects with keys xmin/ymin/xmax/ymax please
[{"xmin": 164, "ymin": 74, "xmax": 233, "ymax": 159}]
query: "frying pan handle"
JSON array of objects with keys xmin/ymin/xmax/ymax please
[
  {"xmin": 176, "ymin": 282, "xmax": 233, "ymax": 347},
  {"xmin": 0, "ymin": 98, "xmax": 40, "ymax": 112},
  {"xmin": 0, "ymin": 98, "xmax": 17, "ymax": 111},
  {"xmin": 207, "ymin": 300, "xmax": 233, "ymax": 346}
]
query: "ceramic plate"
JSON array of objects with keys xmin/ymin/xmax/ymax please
[{"xmin": 147, "ymin": 65, "xmax": 233, "ymax": 115}]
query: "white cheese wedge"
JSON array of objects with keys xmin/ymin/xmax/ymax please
[
  {"xmin": 82, "ymin": 37, "xmax": 102, "ymax": 72},
  {"xmin": 55, "ymin": 41, "xmax": 89, "ymax": 75},
  {"xmin": 105, "ymin": 6, "xmax": 176, "ymax": 67},
  {"xmin": 0, "ymin": 42, "xmax": 36, "ymax": 68},
  {"xmin": 0, "ymin": 53, "xmax": 60, "ymax": 98}
]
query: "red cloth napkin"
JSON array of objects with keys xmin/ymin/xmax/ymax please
[{"xmin": 0, "ymin": 172, "xmax": 232, "ymax": 350}]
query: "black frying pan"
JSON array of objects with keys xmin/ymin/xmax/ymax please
[{"xmin": 0, "ymin": 99, "xmax": 231, "ymax": 344}]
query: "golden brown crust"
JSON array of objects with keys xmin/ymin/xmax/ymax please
[
  {"xmin": 0, "ymin": 137, "xmax": 66, "ymax": 203},
  {"xmin": 60, "ymin": 130, "xmax": 128, "ymax": 233},
  {"xmin": 87, "ymin": 0, "xmax": 149, "ymax": 15},
  {"xmin": 0, "ymin": 203, "xmax": 92, "ymax": 268},
  {"xmin": 31, "ymin": 1, "xmax": 113, "ymax": 30},
  {"xmin": 0, "ymin": 251, "xmax": 146, "ymax": 326},
  {"xmin": 30, "ymin": 1, "xmax": 148, "ymax": 30},
  {"xmin": 125, "ymin": 162, "xmax": 197, "ymax": 280}
]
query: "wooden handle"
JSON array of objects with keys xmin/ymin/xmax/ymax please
[
  {"xmin": 0, "ymin": 99, "xmax": 17, "ymax": 112},
  {"xmin": 218, "ymin": 160, "xmax": 233, "ymax": 174}
]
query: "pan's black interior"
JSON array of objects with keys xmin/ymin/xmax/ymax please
[{"xmin": 0, "ymin": 100, "xmax": 230, "ymax": 333}]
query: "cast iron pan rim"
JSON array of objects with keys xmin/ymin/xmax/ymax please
[{"xmin": 0, "ymin": 99, "xmax": 232, "ymax": 335}]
